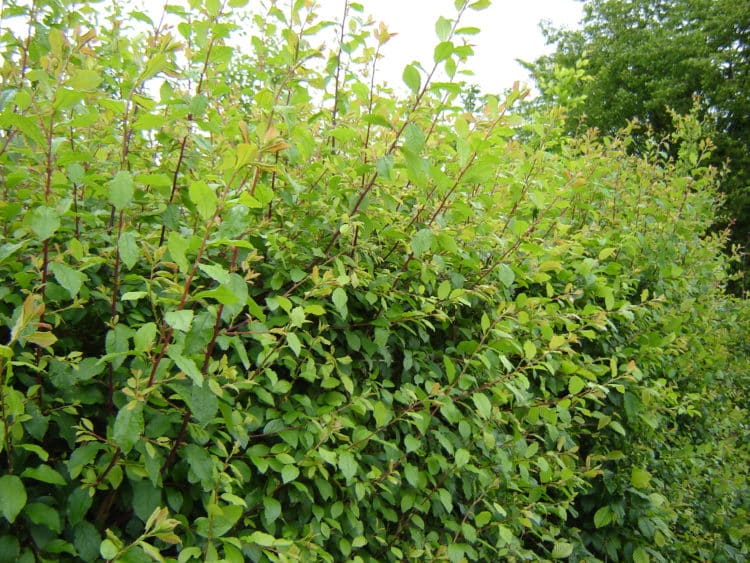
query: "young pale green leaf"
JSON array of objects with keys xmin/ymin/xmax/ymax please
[
  {"xmin": 332, "ymin": 287, "xmax": 348, "ymax": 314},
  {"xmin": 164, "ymin": 310, "xmax": 194, "ymax": 332},
  {"xmin": 631, "ymin": 467, "xmax": 652, "ymax": 489},
  {"xmin": 568, "ymin": 375, "xmax": 585, "ymax": 395},
  {"xmin": 402, "ymin": 63, "xmax": 421, "ymax": 94},
  {"xmin": 434, "ymin": 41, "xmax": 454, "ymax": 63},
  {"xmin": 68, "ymin": 69, "xmax": 102, "ymax": 91},
  {"xmin": 109, "ymin": 171, "xmax": 134, "ymax": 210},
  {"xmin": 435, "ymin": 16, "xmax": 452, "ymax": 41},
  {"xmin": 245, "ymin": 531, "xmax": 276, "ymax": 547},
  {"xmin": 112, "ymin": 401, "xmax": 144, "ymax": 454},
  {"xmin": 551, "ymin": 542, "xmax": 574, "ymax": 559},
  {"xmin": 286, "ymin": 332, "xmax": 302, "ymax": 357},
  {"xmin": 471, "ymin": 393, "xmax": 492, "ymax": 419},
  {"xmin": 0, "ymin": 475, "xmax": 26, "ymax": 523},
  {"xmin": 523, "ymin": 340, "xmax": 537, "ymax": 360},
  {"xmin": 189, "ymin": 181, "xmax": 218, "ymax": 220},
  {"xmin": 469, "ymin": 0, "xmax": 491, "ymax": 9},
  {"xmin": 497, "ymin": 264, "xmax": 515, "ymax": 288}
]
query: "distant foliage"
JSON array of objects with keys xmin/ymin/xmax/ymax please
[
  {"xmin": 527, "ymin": 0, "xmax": 750, "ymax": 289},
  {"xmin": 0, "ymin": 1, "xmax": 747, "ymax": 562}
]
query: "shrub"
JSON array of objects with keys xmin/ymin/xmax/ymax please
[{"xmin": 0, "ymin": 1, "xmax": 746, "ymax": 561}]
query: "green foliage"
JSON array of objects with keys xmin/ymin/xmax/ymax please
[
  {"xmin": 0, "ymin": 0, "xmax": 747, "ymax": 561},
  {"xmin": 527, "ymin": 0, "xmax": 750, "ymax": 289}
]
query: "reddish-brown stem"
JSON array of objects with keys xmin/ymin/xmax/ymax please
[{"xmin": 160, "ymin": 410, "xmax": 190, "ymax": 474}]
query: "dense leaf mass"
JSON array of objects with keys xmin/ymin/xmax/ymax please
[{"xmin": 0, "ymin": 1, "xmax": 747, "ymax": 561}]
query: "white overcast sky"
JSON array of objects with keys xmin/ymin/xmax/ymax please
[
  {"xmin": 315, "ymin": 0, "xmax": 584, "ymax": 93},
  {"xmin": 3, "ymin": 0, "xmax": 583, "ymax": 94}
]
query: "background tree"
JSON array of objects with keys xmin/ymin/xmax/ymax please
[{"xmin": 527, "ymin": 0, "xmax": 750, "ymax": 288}]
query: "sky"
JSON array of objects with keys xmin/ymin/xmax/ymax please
[{"xmin": 315, "ymin": 0, "xmax": 584, "ymax": 94}]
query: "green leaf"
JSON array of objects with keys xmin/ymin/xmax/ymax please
[
  {"xmin": 474, "ymin": 511, "xmax": 492, "ymax": 527},
  {"xmin": 435, "ymin": 16, "xmax": 452, "ymax": 41},
  {"xmin": 0, "ymin": 475, "xmax": 27, "ymax": 523},
  {"xmin": 264, "ymin": 496, "xmax": 282, "ymax": 524},
  {"xmin": 523, "ymin": 340, "xmax": 537, "ymax": 360},
  {"xmin": 286, "ymin": 332, "xmax": 302, "ymax": 357},
  {"xmin": 118, "ymin": 230, "xmax": 139, "ymax": 270},
  {"xmin": 454, "ymin": 448, "xmax": 470, "ymax": 468},
  {"xmin": 184, "ymin": 444, "xmax": 214, "ymax": 484},
  {"xmin": 134, "ymin": 322, "xmax": 157, "ymax": 352},
  {"xmin": 437, "ymin": 280, "xmax": 451, "ymax": 300},
  {"xmin": 169, "ymin": 351, "xmax": 204, "ymax": 386},
  {"xmin": 21, "ymin": 464, "xmax": 66, "ymax": 485},
  {"xmin": 100, "ymin": 539, "xmax": 119, "ymax": 560},
  {"xmin": 189, "ymin": 181, "xmax": 218, "ymax": 220},
  {"xmin": 49, "ymin": 262, "xmax": 86, "ymax": 298},
  {"xmin": 373, "ymin": 401, "xmax": 391, "ymax": 427},
  {"xmin": 410, "ymin": 228, "xmax": 433, "ymax": 257},
  {"xmin": 376, "ymin": 155, "xmax": 394, "ymax": 180},
  {"xmin": 404, "ymin": 434, "xmax": 421, "ymax": 453},
  {"xmin": 402, "ymin": 63, "xmax": 421, "ymax": 93},
  {"xmin": 304, "ymin": 304, "xmax": 326, "ymax": 316},
  {"xmin": 164, "ymin": 310, "xmax": 194, "ymax": 332},
  {"xmin": 109, "ymin": 171, "xmax": 134, "ymax": 210},
  {"xmin": 472, "ymin": 393, "xmax": 492, "ymax": 419},
  {"xmin": 568, "ymin": 375, "xmax": 585, "ymax": 395},
  {"xmin": 594, "ymin": 505, "xmax": 613, "ymax": 528},
  {"xmin": 633, "ymin": 547, "xmax": 650, "ymax": 563},
  {"xmin": 69, "ymin": 69, "xmax": 102, "ymax": 91},
  {"xmin": 332, "ymin": 287, "xmax": 348, "ymax": 315},
  {"xmin": 497, "ymin": 264, "xmax": 515, "ymax": 288},
  {"xmin": 186, "ymin": 383, "xmax": 219, "ymax": 427},
  {"xmin": 28, "ymin": 206, "xmax": 60, "ymax": 240},
  {"xmin": 25, "ymin": 502, "xmax": 61, "ymax": 533},
  {"xmin": 67, "ymin": 487, "xmax": 93, "ymax": 526},
  {"xmin": 444, "ymin": 356, "xmax": 456, "ymax": 383},
  {"xmin": 112, "ymin": 401, "xmax": 144, "ymax": 454},
  {"xmin": 469, "ymin": 0, "xmax": 491, "ymax": 9},
  {"xmin": 551, "ymin": 542, "xmax": 574, "ymax": 559},
  {"xmin": 167, "ymin": 232, "xmax": 190, "ymax": 273},
  {"xmin": 338, "ymin": 450, "xmax": 357, "ymax": 480},
  {"xmin": 631, "ymin": 467, "xmax": 652, "ymax": 489},
  {"xmin": 281, "ymin": 465, "xmax": 299, "ymax": 484},
  {"xmin": 245, "ymin": 531, "xmax": 276, "ymax": 547},
  {"xmin": 434, "ymin": 41, "xmax": 454, "ymax": 63},
  {"xmin": 198, "ymin": 263, "xmax": 230, "ymax": 284}
]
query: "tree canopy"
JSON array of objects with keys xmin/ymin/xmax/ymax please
[{"xmin": 529, "ymin": 0, "xmax": 750, "ymax": 284}]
